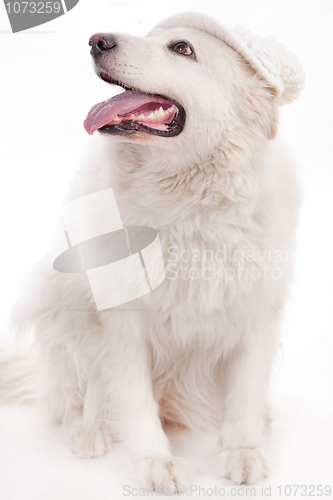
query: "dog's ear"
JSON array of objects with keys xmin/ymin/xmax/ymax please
[
  {"xmin": 236, "ymin": 61, "xmax": 278, "ymax": 140},
  {"xmin": 239, "ymin": 80, "xmax": 278, "ymax": 140}
]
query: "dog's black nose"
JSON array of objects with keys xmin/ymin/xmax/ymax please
[{"xmin": 89, "ymin": 34, "xmax": 117, "ymax": 58}]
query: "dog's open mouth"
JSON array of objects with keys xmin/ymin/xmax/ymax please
[{"xmin": 84, "ymin": 72, "xmax": 185, "ymax": 137}]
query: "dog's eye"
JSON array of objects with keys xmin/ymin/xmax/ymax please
[{"xmin": 172, "ymin": 41, "xmax": 193, "ymax": 56}]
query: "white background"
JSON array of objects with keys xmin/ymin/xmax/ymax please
[{"xmin": 0, "ymin": 0, "xmax": 332, "ymax": 498}]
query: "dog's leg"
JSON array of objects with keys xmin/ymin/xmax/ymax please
[
  {"xmin": 39, "ymin": 343, "xmax": 80, "ymax": 426},
  {"xmin": 101, "ymin": 313, "xmax": 190, "ymax": 490},
  {"xmin": 67, "ymin": 367, "xmax": 111, "ymax": 458},
  {"xmin": 38, "ymin": 342, "xmax": 111, "ymax": 458},
  {"xmin": 218, "ymin": 320, "xmax": 276, "ymax": 485}
]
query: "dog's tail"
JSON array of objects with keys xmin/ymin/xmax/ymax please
[{"xmin": 0, "ymin": 344, "xmax": 38, "ymax": 403}]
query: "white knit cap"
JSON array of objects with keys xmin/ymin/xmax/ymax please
[{"xmin": 153, "ymin": 12, "xmax": 305, "ymax": 106}]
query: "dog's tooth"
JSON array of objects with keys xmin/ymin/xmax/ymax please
[
  {"xmin": 155, "ymin": 107, "xmax": 166, "ymax": 118},
  {"xmin": 148, "ymin": 112, "xmax": 155, "ymax": 118},
  {"xmin": 139, "ymin": 113, "xmax": 144, "ymax": 118},
  {"xmin": 130, "ymin": 114, "xmax": 135, "ymax": 118}
]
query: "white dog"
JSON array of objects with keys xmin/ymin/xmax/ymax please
[{"xmin": 6, "ymin": 12, "xmax": 304, "ymax": 487}]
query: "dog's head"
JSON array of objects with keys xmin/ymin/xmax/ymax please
[{"xmin": 84, "ymin": 14, "xmax": 281, "ymax": 156}]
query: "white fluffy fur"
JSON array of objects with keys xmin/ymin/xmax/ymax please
[{"xmin": 6, "ymin": 13, "xmax": 301, "ymax": 487}]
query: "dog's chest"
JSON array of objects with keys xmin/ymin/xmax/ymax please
[{"xmin": 142, "ymin": 226, "xmax": 263, "ymax": 353}]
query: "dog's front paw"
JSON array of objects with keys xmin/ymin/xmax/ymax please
[
  {"xmin": 218, "ymin": 448, "xmax": 268, "ymax": 485},
  {"xmin": 68, "ymin": 421, "xmax": 109, "ymax": 458},
  {"xmin": 138, "ymin": 456, "xmax": 191, "ymax": 491}
]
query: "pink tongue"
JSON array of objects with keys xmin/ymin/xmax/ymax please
[{"xmin": 84, "ymin": 90, "xmax": 172, "ymax": 135}]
